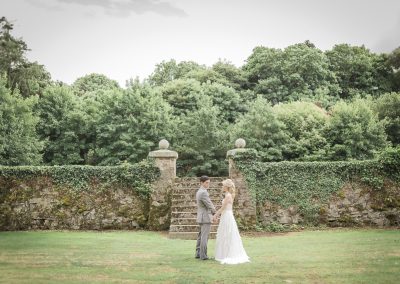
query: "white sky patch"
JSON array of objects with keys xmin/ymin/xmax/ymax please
[{"xmin": 1, "ymin": 0, "xmax": 399, "ymax": 86}]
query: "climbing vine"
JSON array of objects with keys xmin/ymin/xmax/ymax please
[
  {"xmin": 232, "ymin": 148, "xmax": 400, "ymax": 224},
  {"xmin": 0, "ymin": 160, "xmax": 160, "ymax": 198}
]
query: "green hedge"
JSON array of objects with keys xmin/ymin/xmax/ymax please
[
  {"xmin": 0, "ymin": 160, "xmax": 160, "ymax": 198},
  {"xmin": 233, "ymin": 147, "xmax": 400, "ymax": 223}
]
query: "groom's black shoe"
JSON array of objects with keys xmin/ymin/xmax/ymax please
[{"xmin": 195, "ymin": 256, "xmax": 200, "ymax": 259}]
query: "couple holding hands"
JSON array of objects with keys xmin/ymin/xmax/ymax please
[{"xmin": 195, "ymin": 176, "xmax": 250, "ymax": 264}]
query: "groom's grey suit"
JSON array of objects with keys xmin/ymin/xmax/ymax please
[{"xmin": 195, "ymin": 186, "xmax": 216, "ymax": 260}]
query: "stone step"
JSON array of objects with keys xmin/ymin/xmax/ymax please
[
  {"xmin": 171, "ymin": 192, "xmax": 223, "ymax": 198},
  {"xmin": 174, "ymin": 183, "xmax": 226, "ymax": 187},
  {"xmin": 170, "ymin": 217, "xmax": 197, "ymax": 225},
  {"xmin": 168, "ymin": 231, "xmax": 218, "ymax": 239},
  {"xmin": 173, "ymin": 182, "xmax": 199, "ymax": 187},
  {"xmin": 171, "ymin": 218, "xmax": 220, "ymax": 226},
  {"xmin": 171, "ymin": 205, "xmax": 221, "ymax": 212},
  {"xmin": 171, "ymin": 193, "xmax": 222, "ymax": 198},
  {"xmin": 169, "ymin": 177, "xmax": 228, "ymax": 240},
  {"xmin": 171, "ymin": 199, "xmax": 222, "ymax": 207},
  {"xmin": 171, "ymin": 203, "xmax": 221, "ymax": 209},
  {"xmin": 172, "ymin": 187, "xmax": 223, "ymax": 193},
  {"xmin": 174, "ymin": 181, "xmax": 223, "ymax": 186},
  {"xmin": 172, "ymin": 187, "xmax": 222, "ymax": 192},
  {"xmin": 172, "ymin": 194, "xmax": 222, "ymax": 199},
  {"xmin": 169, "ymin": 224, "xmax": 219, "ymax": 232},
  {"xmin": 172, "ymin": 191, "xmax": 223, "ymax": 199},
  {"xmin": 171, "ymin": 211, "xmax": 197, "ymax": 218},
  {"xmin": 176, "ymin": 177, "xmax": 228, "ymax": 182}
]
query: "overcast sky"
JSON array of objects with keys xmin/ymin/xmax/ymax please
[{"xmin": 1, "ymin": 0, "xmax": 399, "ymax": 86}]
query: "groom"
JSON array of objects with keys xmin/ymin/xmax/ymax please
[{"xmin": 195, "ymin": 175, "xmax": 216, "ymax": 260}]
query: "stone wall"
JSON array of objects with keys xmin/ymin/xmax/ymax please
[
  {"xmin": 0, "ymin": 176, "xmax": 149, "ymax": 230},
  {"xmin": 147, "ymin": 140, "xmax": 178, "ymax": 230},
  {"xmin": 230, "ymin": 169, "xmax": 257, "ymax": 229},
  {"xmin": 2, "ymin": 138, "xmax": 397, "ymax": 231},
  {"xmin": 3, "ymin": 173, "xmax": 397, "ymax": 231},
  {"xmin": 227, "ymin": 145, "xmax": 257, "ymax": 229},
  {"xmin": 258, "ymin": 179, "xmax": 400, "ymax": 227}
]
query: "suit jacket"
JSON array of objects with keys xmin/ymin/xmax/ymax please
[{"xmin": 196, "ymin": 187, "xmax": 216, "ymax": 224}]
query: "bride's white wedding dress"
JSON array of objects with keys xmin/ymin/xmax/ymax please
[{"xmin": 215, "ymin": 202, "xmax": 250, "ymax": 264}]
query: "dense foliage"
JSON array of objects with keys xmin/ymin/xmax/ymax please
[
  {"xmin": 0, "ymin": 76, "xmax": 42, "ymax": 165},
  {"xmin": 0, "ymin": 16, "xmax": 399, "ymax": 177},
  {"xmin": 0, "ymin": 160, "xmax": 160, "ymax": 198}
]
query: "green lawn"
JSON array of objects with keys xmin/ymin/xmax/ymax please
[{"xmin": 0, "ymin": 229, "xmax": 399, "ymax": 283}]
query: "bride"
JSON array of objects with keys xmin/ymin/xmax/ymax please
[{"xmin": 213, "ymin": 179, "xmax": 250, "ymax": 264}]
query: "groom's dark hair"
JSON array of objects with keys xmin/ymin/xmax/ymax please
[{"xmin": 199, "ymin": 175, "xmax": 210, "ymax": 183}]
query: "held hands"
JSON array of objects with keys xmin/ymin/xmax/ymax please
[{"xmin": 212, "ymin": 214, "xmax": 218, "ymax": 223}]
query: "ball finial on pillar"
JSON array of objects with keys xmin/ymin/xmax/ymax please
[
  {"xmin": 235, "ymin": 138, "xmax": 246, "ymax": 148},
  {"xmin": 159, "ymin": 139, "xmax": 169, "ymax": 150}
]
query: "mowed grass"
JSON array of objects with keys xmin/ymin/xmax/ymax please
[{"xmin": 0, "ymin": 229, "xmax": 399, "ymax": 284}]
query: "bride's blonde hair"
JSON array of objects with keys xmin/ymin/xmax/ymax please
[{"xmin": 222, "ymin": 179, "xmax": 236, "ymax": 200}]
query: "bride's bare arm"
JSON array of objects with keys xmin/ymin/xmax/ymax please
[{"xmin": 214, "ymin": 193, "xmax": 232, "ymax": 219}]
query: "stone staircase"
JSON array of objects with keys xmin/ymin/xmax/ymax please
[{"xmin": 169, "ymin": 177, "xmax": 228, "ymax": 239}]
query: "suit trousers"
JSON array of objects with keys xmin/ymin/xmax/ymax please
[{"xmin": 195, "ymin": 223, "xmax": 211, "ymax": 259}]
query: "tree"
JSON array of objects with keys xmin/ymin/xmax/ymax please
[
  {"xmin": 157, "ymin": 78, "xmax": 203, "ymax": 116},
  {"xmin": 373, "ymin": 92, "xmax": 400, "ymax": 145},
  {"xmin": 0, "ymin": 17, "xmax": 27, "ymax": 86},
  {"xmin": 242, "ymin": 46, "xmax": 282, "ymax": 87},
  {"xmin": 388, "ymin": 47, "xmax": 400, "ymax": 91},
  {"xmin": 0, "ymin": 17, "xmax": 51, "ymax": 97},
  {"xmin": 11, "ymin": 61, "xmax": 52, "ymax": 98},
  {"xmin": 212, "ymin": 59, "xmax": 248, "ymax": 90},
  {"xmin": 231, "ymin": 96, "xmax": 288, "ymax": 161},
  {"xmin": 35, "ymin": 85, "xmax": 83, "ymax": 165},
  {"xmin": 72, "ymin": 73, "xmax": 120, "ymax": 96},
  {"xmin": 326, "ymin": 44, "xmax": 393, "ymax": 99},
  {"xmin": 183, "ymin": 68, "xmax": 229, "ymax": 86},
  {"xmin": 173, "ymin": 96, "xmax": 229, "ymax": 176},
  {"xmin": 324, "ymin": 98, "xmax": 388, "ymax": 160},
  {"xmin": 147, "ymin": 60, "xmax": 178, "ymax": 86},
  {"xmin": 148, "ymin": 60, "xmax": 205, "ymax": 86},
  {"xmin": 274, "ymin": 101, "xmax": 329, "ymax": 161},
  {"xmin": 201, "ymin": 82, "xmax": 244, "ymax": 123},
  {"xmin": 94, "ymin": 88, "xmax": 175, "ymax": 165},
  {"xmin": 176, "ymin": 61, "xmax": 206, "ymax": 78},
  {"xmin": 0, "ymin": 76, "xmax": 42, "ymax": 165},
  {"xmin": 243, "ymin": 43, "xmax": 339, "ymax": 104}
]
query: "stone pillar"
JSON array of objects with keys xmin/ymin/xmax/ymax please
[
  {"xmin": 147, "ymin": 139, "xmax": 178, "ymax": 230},
  {"xmin": 227, "ymin": 138, "xmax": 257, "ymax": 229},
  {"xmin": 227, "ymin": 138, "xmax": 248, "ymax": 178}
]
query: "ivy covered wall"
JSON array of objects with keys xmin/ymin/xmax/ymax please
[
  {"xmin": 1, "ymin": 147, "xmax": 399, "ymax": 231},
  {"xmin": 233, "ymin": 148, "xmax": 400, "ymax": 228},
  {"xmin": 0, "ymin": 162, "xmax": 159, "ymax": 230}
]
